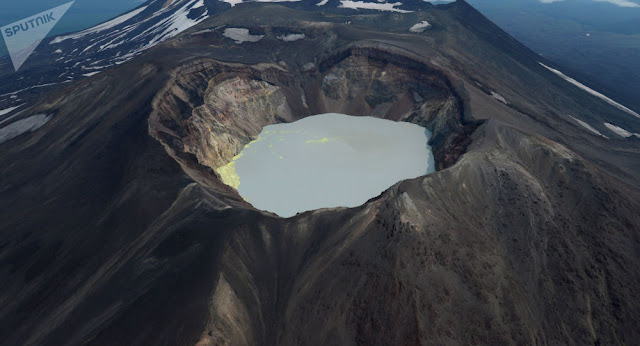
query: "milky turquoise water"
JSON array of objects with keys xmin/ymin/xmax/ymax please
[{"xmin": 220, "ymin": 113, "xmax": 434, "ymax": 218}]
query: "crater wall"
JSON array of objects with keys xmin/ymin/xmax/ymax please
[{"xmin": 149, "ymin": 46, "xmax": 480, "ymax": 195}]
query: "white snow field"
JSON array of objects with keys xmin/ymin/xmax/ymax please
[
  {"xmin": 0, "ymin": 114, "xmax": 51, "ymax": 144},
  {"xmin": 604, "ymin": 122, "xmax": 640, "ymax": 138},
  {"xmin": 410, "ymin": 21, "xmax": 432, "ymax": 33},
  {"xmin": 223, "ymin": 28, "xmax": 265, "ymax": 43},
  {"xmin": 568, "ymin": 115, "xmax": 607, "ymax": 138},
  {"xmin": 339, "ymin": 1, "xmax": 412, "ymax": 12}
]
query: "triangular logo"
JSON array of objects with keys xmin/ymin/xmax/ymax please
[{"xmin": 1, "ymin": 1, "xmax": 74, "ymax": 72}]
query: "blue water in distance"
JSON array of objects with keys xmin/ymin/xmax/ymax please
[{"xmin": 0, "ymin": 0, "xmax": 141, "ymax": 55}]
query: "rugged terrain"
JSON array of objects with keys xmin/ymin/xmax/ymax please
[{"xmin": 1, "ymin": 1, "xmax": 640, "ymax": 345}]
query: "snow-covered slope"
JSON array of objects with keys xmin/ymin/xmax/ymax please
[{"xmin": 48, "ymin": 0, "xmax": 209, "ymax": 70}]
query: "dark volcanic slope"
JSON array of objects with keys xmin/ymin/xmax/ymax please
[{"xmin": 1, "ymin": 1, "xmax": 640, "ymax": 345}]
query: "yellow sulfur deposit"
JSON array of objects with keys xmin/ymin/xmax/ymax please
[
  {"xmin": 216, "ymin": 152, "xmax": 243, "ymax": 190},
  {"xmin": 306, "ymin": 137, "xmax": 330, "ymax": 144}
]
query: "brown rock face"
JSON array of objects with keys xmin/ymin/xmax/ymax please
[
  {"xmin": 188, "ymin": 76, "xmax": 293, "ymax": 169},
  {"xmin": 150, "ymin": 46, "xmax": 476, "ymax": 188},
  {"xmin": 150, "ymin": 62, "xmax": 296, "ymax": 172}
]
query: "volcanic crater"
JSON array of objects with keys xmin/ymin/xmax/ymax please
[{"xmin": 150, "ymin": 45, "xmax": 480, "ymax": 214}]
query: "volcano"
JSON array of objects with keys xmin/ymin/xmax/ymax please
[{"xmin": 1, "ymin": 0, "xmax": 640, "ymax": 345}]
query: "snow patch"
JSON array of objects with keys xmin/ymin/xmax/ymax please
[
  {"xmin": 97, "ymin": 29, "xmax": 141, "ymax": 52},
  {"xmin": 410, "ymin": 21, "xmax": 431, "ymax": 33},
  {"xmin": 222, "ymin": 0, "xmax": 301, "ymax": 5},
  {"xmin": 143, "ymin": 0, "xmax": 209, "ymax": 47},
  {"xmin": 540, "ymin": 62, "xmax": 640, "ymax": 119},
  {"xmin": 82, "ymin": 71, "xmax": 102, "ymax": 77},
  {"xmin": 324, "ymin": 74, "xmax": 339, "ymax": 83},
  {"xmin": 223, "ymin": 28, "xmax": 264, "ymax": 44},
  {"xmin": 191, "ymin": 28, "xmax": 216, "ymax": 35},
  {"xmin": 316, "ymin": 0, "xmax": 329, "ymax": 5},
  {"xmin": 339, "ymin": 1, "xmax": 412, "ymax": 12},
  {"xmin": 604, "ymin": 122, "xmax": 639, "ymax": 138},
  {"xmin": 222, "ymin": 0, "xmax": 244, "ymax": 5},
  {"xmin": 126, "ymin": 0, "xmax": 209, "ymax": 54},
  {"xmin": 0, "ymin": 104, "xmax": 24, "ymax": 117},
  {"xmin": 0, "ymin": 114, "xmax": 51, "ymax": 144},
  {"xmin": 83, "ymin": 64, "xmax": 112, "ymax": 70},
  {"xmin": 0, "ymin": 110, "xmax": 25, "ymax": 126},
  {"xmin": 277, "ymin": 33, "xmax": 305, "ymax": 42},
  {"xmin": 491, "ymin": 91, "xmax": 508, "ymax": 104},
  {"xmin": 568, "ymin": 115, "xmax": 607, "ymax": 138}
]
